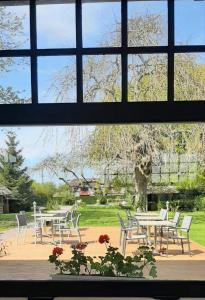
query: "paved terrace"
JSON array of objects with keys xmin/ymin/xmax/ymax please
[{"xmin": 0, "ymin": 227, "xmax": 205, "ymax": 280}]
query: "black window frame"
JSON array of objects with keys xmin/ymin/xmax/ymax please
[
  {"xmin": 0, "ymin": 0, "xmax": 205, "ymax": 124},
  {"xmin": 0, "ymin": 1, "xmax": 205, "ymax": 299}
]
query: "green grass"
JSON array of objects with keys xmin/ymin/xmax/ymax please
[
  {"xmin": 0, "ymin": 212, "xmax": 32, "ymax": 232},
  {"xmin": 78, "ymin": 205, "xmax": 128, "ymax": 227},
  {"xmin": 0, "ymin": 206, "xmax": 205, "ymax": 247}
]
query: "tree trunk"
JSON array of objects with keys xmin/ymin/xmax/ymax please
[{"xmin": 134, "ymin": 166, "xmax": 148, "ymax": 211}]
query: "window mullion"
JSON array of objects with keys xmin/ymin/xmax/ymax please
[{"xmin": 76, "ymin": 0, "xmax": 83, "ymax": 104}]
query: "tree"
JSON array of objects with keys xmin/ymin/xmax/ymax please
[
  {"xmin": 31, "ymin": 182, "xmax": 57, "ymax": 206},
  {"xmin": 0, "ymin": 131, "xmax": 34, "ymax": 211}
]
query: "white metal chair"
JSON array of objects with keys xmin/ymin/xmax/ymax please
[
  {"xmin": 163, "ymin": 215, "xmax": 192, "ymax": 256},
  {"xmin": 53, "ymin": 213, "xmax": 81, "ymax": 244},
  {"xmin": 16, "ymin": 213, "xmax": 43, "ymax": 245},
  {"xmin": 117, "ymin": 213, "xmax": 147, "ymax": 255}
]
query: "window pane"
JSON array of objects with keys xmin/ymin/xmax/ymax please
[
  {"xmin": 37, "ymin": 1, "xmax": 76, "ymax": 48},
  {"xmin": 0, "ymin": 1, "xmax": 30, "ymax": 50},
  {"xmin": 38, "ymin": 56, "xmax": 76, "ymax": 103},
  {"xmin": 128, "ymin": 54, "xmax": 167, "ymax": 102},
  {"xmin": 83, "ymin": 55, "xmax": 121, "ymax": 102},
  {"xmin": 128, "ymin": 0, "xmax": 168, "ymax": 47},
  {"xmin": 82, "ymin": 1, "xmax": 121, "ymax": 47},
  {"xmin": 0, "ymin": 57, "xmax": 31, "ymax": 104},
  {"xmin": 175, "ymin": 0, "xmax": 205, "ymax": 45},
  {"xmin": 175, "ymin": 53, "xmax": 205, "ymax": 101}
]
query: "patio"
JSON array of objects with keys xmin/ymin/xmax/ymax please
[{"xmin": 0, "ymin": 226, "xmax": 205, "ymax": 280}]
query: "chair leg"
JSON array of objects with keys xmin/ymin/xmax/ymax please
[
  {"xmin": 181, "ymin": 239, "xmax": 184, "ymax": 253},
  {"xmin": 166, "ymin": 237, "xmax": 169, "ymax": 257},
  {"xmin": 119, "ymin": 229, "xmax": 122, "ymax": 246},
  {"xmin": 122, "ymin": 237, "xmax": 126, "ymax": 256},
  {"xmin": 77, "ymin": 229, "xmax": 81, "ymax": 242},
  {"xmin": 188, "ymin": 237, "xmax": 191, "ymax": 256}
]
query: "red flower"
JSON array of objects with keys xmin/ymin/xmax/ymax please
[
  {"xmin": 98, "ymin": 234, "xmax": 110, "ymax": 244},
  {"xmin": 52, "ymin": 246, "xmax": 63, "ymax": 256},
  {"xmin": 76, "ymin": 242, "xmax": 88, "ymax": 251}
]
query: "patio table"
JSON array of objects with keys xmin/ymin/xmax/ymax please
[
  {"xmin": 135, "ymin": 212, "xmax": 159, "ymax": 217},
  {"xmin": 46, "ymin": 210, "xmax": 69, "ymax": 214},
  {"xmin": 135, "ymin": 215, "xmax": 162, "ymax": 221},
  {"xmin": 138, "ymin": 220, "xmax": 173, "ymax": 249},
  {"xmin": 32, "ymin": 213, "xmax": 56, "ymax": 217}
]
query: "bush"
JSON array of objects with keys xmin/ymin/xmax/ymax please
[
  {"xmin": 167, "ymin": 196, "xmax": 205, "ymax": 212},
  {"xmin": 99, "ymin": 197, "xmax": 107, "ymax": 205}
]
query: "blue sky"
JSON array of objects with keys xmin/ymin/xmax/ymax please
[{"xmin": 0, "ymin": 0, "xmax": 205, "ymax": 183}]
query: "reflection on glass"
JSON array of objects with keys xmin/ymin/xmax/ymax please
[
  {"xmin": 0, "ymin": 57, "xmax": 31, "ymax": 104},
  {"xmin": 0, "ymin": 1, "xmax": 30, "ymax": 50},
  {"xmin": 37, "ymin": 1, "xmax": 76, "ymax": 48},
  {"xmin": 83, "ymin": 55, "xmax": 121, "ymax": 102},
  {"xmin": 175, "ymin": 0, "xmax": 205, "ymax": 45},
  {"xmin": 128, "ymin": 54, "xmax": 167, "ymax": 102},
  {"xmin": 175, "ymin": 53, "xmax": 205, "ymax": 101},
  {"xmin": 128, "ymin": 0, "xmax": 167, "ymax": 47},
  {"xmin": 82, "ymin": 1, "xmax": 121, "ymax": 47},
  {"xmin": 38, "ymin": 56, "xmax": 76, "ymax": 103}
]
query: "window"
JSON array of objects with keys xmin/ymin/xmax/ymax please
[{"xmin": 0, "ymin": 0, "xmax": 205, "ymax": 107}]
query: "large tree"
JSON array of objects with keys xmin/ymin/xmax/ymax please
[{"xmin": 0, "ymin": 131, "xmax": 33, "ymax": 211}]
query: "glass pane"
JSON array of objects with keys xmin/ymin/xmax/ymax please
[
  {"xmin": 161, "ymin": 174, "xmax": 169, "ymax": 183},
  {"xmin": 152, "ymin": 166, "xmax": 160, "ymax": 174},
  {"xmin": 82, "ymin": 0, "xmax": 121, "ymax": 47},
  {"xmin": 128, "ymin": 54, "xmax": 167, "ymax": 102},
  {"xmin": 83, "ymin": 55, "xmax": 121, "ymax": 102},
  {"xmin": 38, "ymin": 56, "xmax": 76, "ymax": 103},
  {"xmin": 128, "ymin": 0, "xmax": 168, "ymax": 47},
  {"xmin": 170, "ymin": 174, "xmax": 178, "ymax": 183},
  {"xmin": 175, "ymin": 53, "xmax": 205, "ymax": 101},
  {"xmin": 170, "ymin": 163, "xmax": 178, "ymax": 173},
  {"xmin": 37, "ymin": 1, "xmax": 76, "ymax": 48},
  {"xmin": 161, "ymin": 164, "xmax": 169, "ymax": 173},
  {"xmin": 0, "ymin": 1, "xmax": 30, "ymax": 50},
  {"xmin": 151, "ymin": 174, "xmax": 160, "ymax": 183},
  {"xmin": 0, "ymin": 57, "xmax": 31, "ymax": 104},
  {"xmin": 175, "ymin": 0, "xmax": 205, "ymax": 45}
]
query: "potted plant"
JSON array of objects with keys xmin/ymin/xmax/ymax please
[{"xmin": 49, "ymin": 234, "xmax": 157, "ymax": 280}]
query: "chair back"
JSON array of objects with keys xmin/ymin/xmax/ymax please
[
  {"xmin": 160, "ymin": 209, "xmax": 167, "ymax": 220},
  {"xmin": 16, "ymin": 214, "xmax": 27, "ymax": 227},
  {"xmin": 181, "ymin": 216, "xmax": 192, "ymax": 233},
  {"xmin": 73, "ymin": 213, "xmax": 81, "ymax": 229},
  {"xmin": 172, "ymin": 211, "xmax": 180, "ymax": 226},
  {"xmin": 117, "ymin": 213, "xmax": 126, "ymax": 230},
  {"xmin": 126, "ymin": 209, "xmax": 132, "ymax": 219}
]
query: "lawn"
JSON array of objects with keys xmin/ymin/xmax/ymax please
[
  {"xmin": 0, "ymin": 206, "xmax": 204, "ymax": 247},
  {"xmin": 0, "ymin": 212, "xmax": 32, "ymax": 232}
]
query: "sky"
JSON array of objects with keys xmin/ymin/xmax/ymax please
[{"xmin": 0, "ymin": 0, "xmax": 205, "ymax": 183}]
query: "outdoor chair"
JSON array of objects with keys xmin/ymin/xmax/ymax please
[
  {"xmin": 16, "ymin": 214, "xmax": 43, "ymax": 245},
  {"xmin": 16, "ymin": 214, "xmax": 28, "ymax": 245},
  {"xmin": 117, "ymin": 213, "xmax": 147, "ymax": 255},
  {"xmin": 53, "ymin": 213, "xmax": 81, "ymax": 245},
  {"xmin": 161, "ymin": 215, "xmax": 192, "ymax": 256},
  {"xmin": 126, "ymin": 209, "xmax": 138, "ymax": 228},
  {"xmin": 161, "ymin": 211, "xmax": 180, "ymax": 238}
]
